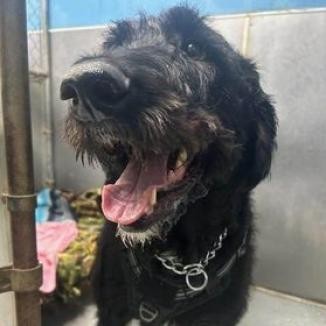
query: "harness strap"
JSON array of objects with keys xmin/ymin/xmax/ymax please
[
  {"xmin": 138, "ymin": 276, "xmax": 231, "ymax": 326},
  {"xmin": 123, "ymin": 230, "xmax": 248, "ymax": 325}
]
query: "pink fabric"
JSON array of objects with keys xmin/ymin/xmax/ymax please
[{"xmin": 36, "ymin": 220, "xmax": 78, "ymax": 293}]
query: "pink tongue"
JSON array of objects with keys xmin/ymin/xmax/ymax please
[{"xmin": 102, "ymin": 154, "xmax": 169, "ymax": 225}]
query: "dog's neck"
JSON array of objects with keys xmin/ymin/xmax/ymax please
[{"xmin": 145, "ymin": 187, "xmax": 249, "ymax": 264}]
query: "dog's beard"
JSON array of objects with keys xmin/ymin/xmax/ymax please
[
  {"xmin": 116, "ymin": 199, "xmax": 183, "ymax": 247},
  {"xmin": 65, "ymin": 114, "xmax": 235, "ymax": 247},
  {"xmin": 116, "ymin": 221, "xmax": 164, "ymax": 247},
  {"xmin": 65, "ymin": 96, "xmax": 236, "ymax": 248},
  {"xmin": 116, "ymin": 177, "xmax": 209, "ymax": 247}
]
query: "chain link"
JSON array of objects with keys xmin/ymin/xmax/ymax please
[{"xmin": 155, "ymin": 227, "xmax": 228, "ymax": 276}]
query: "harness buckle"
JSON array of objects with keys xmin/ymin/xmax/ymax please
[{"xmin": 139, "ymin": 301, "xmax": 159, "ymax": 323}]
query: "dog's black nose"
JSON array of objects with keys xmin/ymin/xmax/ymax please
[{"xmin": 60, "ymin": 61, "xmax": 130, "ymax": 118}]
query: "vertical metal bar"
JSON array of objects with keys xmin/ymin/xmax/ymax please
[
  {"xmin": 0, "ymin": 0, "xmax": 41, "ymax": 325},
  {"xmin": 0, "ymin": 81, "xmax": 16, "ymax": 326},
  {"xmin": 40, "ymin": 0, "xmax": 55, "ymax": 186}
]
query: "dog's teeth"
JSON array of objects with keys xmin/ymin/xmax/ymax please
[
  {"xmin": 175, "ymin": 149, "xmax": 187, "ymax": 169},
  {"xmin": 150, "ymin": 189, "xmax": 157, "ymax": 205},
  {"xmin": 180, "ymin": 149, "xmax": 188, "ymax": 161},
  {"xmin": 175, "ymin": 160, "xmax": 183, "ymax": 169}
]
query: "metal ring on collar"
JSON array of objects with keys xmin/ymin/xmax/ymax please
[{"xmin": 185, "ymin": 266, "xmax": 208, "ymax": 292}]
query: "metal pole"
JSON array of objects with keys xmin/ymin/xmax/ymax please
[
  {"xmin": 0, "ymin": 0, "xmax": 41, "ymax": 325},
  {"xmin": 40, "ymin": 0, "xmax": 55, "ymax": 187}
]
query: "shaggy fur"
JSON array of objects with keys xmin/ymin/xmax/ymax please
[{"xmin": 61, "ymin": 6, "xmax": 277, "ymax": 326}]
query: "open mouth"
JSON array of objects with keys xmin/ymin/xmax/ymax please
[{"xmin": 101, "ymin": 144, "xmax": 198, "ymax": 232}]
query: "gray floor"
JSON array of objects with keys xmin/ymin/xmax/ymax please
[
  {"xmin": 43, "ymin": 287, "xmax": 326, "ymax": 325},
  {"xmin": 240, "ymin": 287, "xmax": 326, "ymax": 326}
]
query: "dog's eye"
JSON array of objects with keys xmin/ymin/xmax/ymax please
[{"xmin": 185, "ymin": 42, "xmax": 201, "ymax": 58}]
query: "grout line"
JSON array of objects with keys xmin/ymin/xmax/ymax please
[
  {"xmin": 241, "ymin": 16, "xmax": 251, "ymax": 56},
  {"xmin": 252, "ymin": 286, "xmax": 326, "ymax": 309}
]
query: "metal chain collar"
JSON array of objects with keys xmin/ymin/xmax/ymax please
[{"xmin": 155, "ymin": 228, "xmax": 228, "ymax": 292}]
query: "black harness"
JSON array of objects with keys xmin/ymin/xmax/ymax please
[{"xmin": 121, "ymin": 230, "xmax": 248, "ymax": 325}]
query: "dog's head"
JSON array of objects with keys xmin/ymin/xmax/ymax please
[{"xmin": 61, "ymin": 7, "xmax": 277, "ymax": 245}]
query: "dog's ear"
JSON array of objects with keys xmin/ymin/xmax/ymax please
[
  {"xmin": 246, "ymin": 96, "xmax": 277, "ymax": 190},
  {"xmin": 238, "ymin": 63, "xmax": 277, "ymax": 190},
  {"xmin": 206, "ymin": 32, "xmax": 277, "ymax": 190},
  {"xmin": 218, "ymin": 56, "xmax": 277, "ymax": 191}
]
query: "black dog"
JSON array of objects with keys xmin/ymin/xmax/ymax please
[{"xmin": 61, "ymin": 6, "xmax": 277, "ymax": 326}]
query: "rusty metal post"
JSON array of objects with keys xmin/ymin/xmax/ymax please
[{"xmin": 0, "ymin": 0, "xmax": 41, "ymax": 325}]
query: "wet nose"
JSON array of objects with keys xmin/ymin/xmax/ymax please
[{"xmin": 60, "ymin": 61, "xmax": 130, "ymax": 118}]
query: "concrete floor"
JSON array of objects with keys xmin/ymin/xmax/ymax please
[
  {"xmin": 43, "ymin": 287, "xmax": 326, "ymax": 325},
  {"xmin": 241, "ymin": 287, "xmax": 326, "ymax": 326}
]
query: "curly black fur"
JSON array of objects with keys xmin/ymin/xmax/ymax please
[{"xmin": 62, "ymin": 6, "xmax": 277, "ymax": 326}]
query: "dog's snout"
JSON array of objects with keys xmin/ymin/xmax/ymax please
[
  {"xmin": 60, "ymin": 62, "xmax": 130, "ymax": 118},
  {"xmin": 89, "ymin": 74, "xmax": 130, "ymax": 106}
]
